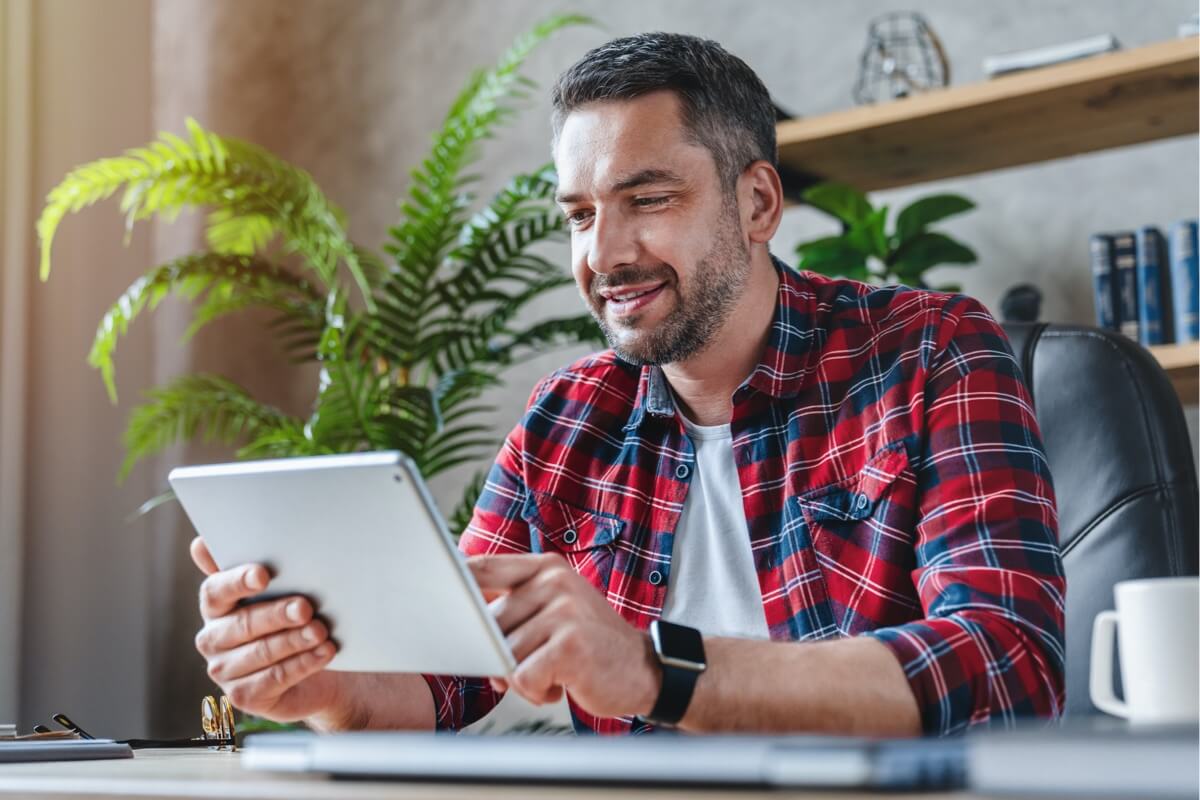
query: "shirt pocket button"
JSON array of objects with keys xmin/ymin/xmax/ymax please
[
  {"xmin": 649, "ymin": 570, "xmax": 663, "ymax": 585},
  {"xmin": 675, "ymin": 463, "xmax": 691, "ymax": 480},
  {"xmin": 562, "ymin": 528, "xmax": 578, "ymax": 545},
  {"xmin": 855, "ymin": 493, "xmax": 871, "ymax": 512}
]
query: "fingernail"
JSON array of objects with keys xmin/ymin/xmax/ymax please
[
  {"xmin": 245, "ymin": 567, "xmax": 266, "ymax": 591},
  {"xmin": 315, "ymin": 642, "xmax": 333, "ymax": 658},
  {"xmin": 286, "ymin": 600, "xmax": 304, "ymax": 621},
  {"xmin": 302, "ymin": 623, "xmax": 319, "ymax": 642}
]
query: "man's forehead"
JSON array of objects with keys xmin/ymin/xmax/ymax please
[{"xmin": 553, "ymin": 91, "xmax": 712, "ymax": 198}]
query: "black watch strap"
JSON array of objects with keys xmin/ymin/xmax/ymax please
[
  {"xmin": 648, "ymin": 661, "xmax": 701, "ymax": 726},
  {"xmin": 646, "ymin": 620, "xmax": 705, "ymax": 727}
]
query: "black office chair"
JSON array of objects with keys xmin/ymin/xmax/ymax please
[{"xmin": 1002, "ymin": 323, "xmax": 1199, "ymax": 716}]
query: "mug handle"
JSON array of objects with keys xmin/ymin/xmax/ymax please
[{"xmin": 1090, "ymin": 610, "xmax": 1128, "ymax": 718}]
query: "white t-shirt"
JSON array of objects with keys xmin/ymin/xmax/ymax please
[{"xmin": 659, "ymin": 413, "xmax": 770, "ymax": 640}]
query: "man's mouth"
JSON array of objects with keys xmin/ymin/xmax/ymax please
[{"xmin": 599, "ymin": 282, "xmax": 667, "ymax": 317}]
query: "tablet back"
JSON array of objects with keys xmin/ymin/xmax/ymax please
[{"xmin": 169, "ymin": 452, "xmax": 515, "ymax": 676}]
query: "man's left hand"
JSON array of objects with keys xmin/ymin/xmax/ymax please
[{"xmin": 468, "ymin": 553, "xmax": 660, "ymax": 718}]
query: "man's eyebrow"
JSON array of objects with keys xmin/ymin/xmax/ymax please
[{"xmin": 554, "ymin": 168, "xmax": 687, "ymax": 205}]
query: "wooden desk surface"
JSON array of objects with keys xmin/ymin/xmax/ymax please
[{"xmin": 0, "ymin": 749, "xmax": 980, "ymax": 800}]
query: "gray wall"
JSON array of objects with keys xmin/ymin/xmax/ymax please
[{"xmin": 9, "ymin": 0, "xmax": 1197, "ymax": 736}]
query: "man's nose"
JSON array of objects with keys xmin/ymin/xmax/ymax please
[{"xmin": 585, "ymin": 210, "xmax": 638, "ymax": 276}]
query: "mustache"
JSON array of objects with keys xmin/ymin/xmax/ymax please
[{"xmin": 589, "ymin": 266, "xmax": 674, "ymax": 298}]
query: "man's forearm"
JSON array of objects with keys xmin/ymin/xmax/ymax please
[
  {"xmin": 674, "ymin": 635, "xmax": 921, "ymax": 736},
  {"xmin": 306, "ymin": 673, "xmax": 435, "ymax": 732}
]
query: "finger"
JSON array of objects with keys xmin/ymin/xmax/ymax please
[
  {"xmin": 509, "ymin": 635, "xmax": 567, "ymax": 706},
  {"xmin": 489, "ymin": 676, "xmax": 509, "ymax": 694},
  {"xmin": 189, "ymin": 537, "xmax": 219, "ymax": 576},
  {"xmin": 197, "ymin": 596, "xmax": 313, "ymax": 653},
  {"xmin": 207, "ymin": 620, "xmax": 328, "ymax": 683},
  {"xmin": 198, "ymin": 563, "xmax": 270, "ymax": 620},
  {"xmin": 503, "ymin": 600, "xmax": 561, "ymax": 663},
  {"xmin": 488, "ymin": 577, "xmax": 559, "ymax": 635},
  {"xmin": 225, "ymin": 641, "xmax": 336, "ymax": 712},
  {"xmin": 468, "ymin": 554, "xmax": 558, "ymax": 595}
]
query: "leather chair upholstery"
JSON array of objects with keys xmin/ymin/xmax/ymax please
[{"xmin": 1002, "ymin": 323, "xmax": 1199, "ymax": 716}]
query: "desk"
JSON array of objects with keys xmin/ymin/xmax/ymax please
[{"xmin": 0, "ymin": 750, "xmax": 978, "ymax": 799}]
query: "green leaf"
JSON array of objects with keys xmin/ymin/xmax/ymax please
[
  {"xmin": 889, "ymin": 232, "xmax": 977, "ymax": 281},
  {"xmin": 801, "ymin": 182, "xmax": 872, "ymax": 225},
  {"xmin": 449, "ymin": 470, "xmax": 488, "ymax": 538},
  {"xmin": 844, "ymin": 207, "xmax": 890, "ymax": 261},
  {"xmin": 90, "ymin": 253, "xmax": 318, "ymax": 402},
  {"xmin": 120, "ymin": 374, "xmax": 299, "ymax": 481},
  {"xmin": 894, "ymin": 194, "xmax": 975, "ymax": 243},
  {"xmin": 794, "ymin": 237, "xmax": 871, "ymax": 281}
]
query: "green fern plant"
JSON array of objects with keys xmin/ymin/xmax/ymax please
[{"xmin": 37, "ymin": 14, "xmax": 602, "ymax": 528}]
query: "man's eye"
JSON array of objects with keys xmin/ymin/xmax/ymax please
[
  {"xmin": 565, "ymin": 210, "xmax": 593, "ymax": 227},
  {"xmin": 634, "ymin": 196, "xmax": 669, "ymax": 208}
]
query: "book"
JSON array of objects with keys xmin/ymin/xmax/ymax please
[
  {"xmin": 1112, "ymin": 231, "xmax": 1140, "ymax": 341},
  {"xmin": 1170, "ymin": 219, "xmax": 1199, "ymax": 343},
  {"xmin": 1090, "ymin": 234, "xmax": 1117, "ymax": 330},
  {"xmin": 983, "ymin": 34, "xmax": 1120, "ymax": 77},
  {"xmin": 0, "ymin": 738, "xmax": 132, "ymax": 763},
  {"xmin": 1136, "ymin": 226, "xmax": 1173, "ymax": 345}
]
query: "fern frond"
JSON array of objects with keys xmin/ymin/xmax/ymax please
[
  {"xmin": 381, "ymin": 15, "xmax": 588, "ymax": 352},
  {"xmin": 490, "ymin": 314, "xmax": 605, "ymax": 365},
  {"xmin": 448, "ymin": 469, "xmax": 488, "ymax": 537},
  {"xmin": 121, "ymin": 374, "xmax": 299, "ymax": 481},
  {"xmin": 91, "ymin": 253, "xmax": 320, "ymax": 402},
  {"xmin": 39, "ymin": 118, "xmax": 374, "ymax": 308}
]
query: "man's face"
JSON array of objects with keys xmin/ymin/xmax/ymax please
[{"xmin": 553, "ymin": 91, "xmax": 751, "ymax": 366}]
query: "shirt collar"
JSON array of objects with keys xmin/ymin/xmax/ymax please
[{"xmin": 624, "ymin": 256, "xmax": 817, "ymax": 432}]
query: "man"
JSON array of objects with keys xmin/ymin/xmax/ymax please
[{"xmin": 190, "ymin": 32, "xmax": 1065, "ymax": 737}]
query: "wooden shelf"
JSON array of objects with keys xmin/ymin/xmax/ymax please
[
  {"xmin": 776, "ymin": 37, "xmax": 1199, "ymax": 194},
  {"xmin": 1149, "ymin": 342, "xmax": 1200, "ymax": 405}
]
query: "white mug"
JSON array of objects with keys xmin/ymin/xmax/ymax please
[{"xmin": 1090, "ymin": 576, "xmax": 1199, "ymax": 724}]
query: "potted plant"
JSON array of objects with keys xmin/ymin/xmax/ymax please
[
  {"xmin": 793, "ymin": 182, "xmax": 977, "ymax": 292},
  {"xmin": 36, "ymin": 14, "xmax": 601, "ymax": 530}
]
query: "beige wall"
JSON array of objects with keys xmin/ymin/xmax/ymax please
[
  {"xmin": 12, "ymin": 0, "xmax": 156, "ymax": 735},
  {"xmin": 3, "ymin": 0, "xmax": 1197, "ymax": 735}
]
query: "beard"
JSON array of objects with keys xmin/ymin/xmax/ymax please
[{"xmin": 585, "ymin": 203, "xmax": 752, "ymax": 367}]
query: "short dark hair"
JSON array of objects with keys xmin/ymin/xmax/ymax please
[{"xmin": 550, "ymin": 32, "xmax": 777, "ymax": 191}]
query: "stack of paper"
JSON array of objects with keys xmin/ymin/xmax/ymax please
[{"xmin": 0, "ymin": 724, "xmax": 15, "ymax": 739}]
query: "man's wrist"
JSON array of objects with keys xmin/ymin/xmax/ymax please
[{"xmin": 634, "ymin": 632, "xmax": 663, "ymax": 718}]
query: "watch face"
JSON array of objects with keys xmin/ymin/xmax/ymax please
[{"xmin": 654, "ymin": 620, "xmax": 705, "ymax": 667}]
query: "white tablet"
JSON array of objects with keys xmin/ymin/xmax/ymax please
[{"xmin": 168, "ymin": 451, "xmax": 516, "ymax": 677}]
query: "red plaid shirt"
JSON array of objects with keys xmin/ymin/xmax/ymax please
[{"xmin": 424, "ymin": 259, "xmax": 1065, "ymax": 736}]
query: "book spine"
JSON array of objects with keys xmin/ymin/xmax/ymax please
[
  {"xmin": 1112, "ymin": 232, "xmax": 1139, "ymax": 341},
  {"xmin": 1136, "ymin": 226, "xmax": 1172, "ymax": 345},
  {"xmin": 1170, "ymin": 219, "xmax": 1199, "ymax": 343},
  {"xmin": 1090, "ymin": 234, "xmax": 1117, "ymax": 330}
]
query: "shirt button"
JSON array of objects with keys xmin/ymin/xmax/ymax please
[
  {"xmin": 562, "ymin": 528, "xmax": 578, "ymax": 545},
  {"xmin": 674, "ymin": 463, "xmax": 691, "ymax": 480},
  {"xmin": 855, "ymin": 493, "xmax": 870, "ymax": 511},
  {"xmin": 649, "ymin": 570, "xmax": 663, "ymax": 586}
]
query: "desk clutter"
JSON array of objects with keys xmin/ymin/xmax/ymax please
[{"xmin": 0, "ymin": 696, "xmax": 237, "ymax": 763}]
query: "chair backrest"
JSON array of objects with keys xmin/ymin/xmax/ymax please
[{"xmin": 1002, "ymin": 323, "xmax": 1199, "ymax": 716}]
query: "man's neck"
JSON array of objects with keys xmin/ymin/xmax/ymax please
[{"xmin": 661, "ymin": 252, "xmax": 779, "ymax": 426}]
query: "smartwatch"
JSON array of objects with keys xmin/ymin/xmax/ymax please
[{"xmin": 645, "ymin": 619, "xmax": 706, "ymax": 726}]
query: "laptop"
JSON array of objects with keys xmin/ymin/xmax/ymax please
[{"xmin": 242, "ymin": 731, "xmax": 966, "ymax": 790}]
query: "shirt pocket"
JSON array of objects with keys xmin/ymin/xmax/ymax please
[
  {"xmin": 521, "ymin": 491, "xmax": 624, "ymax": 593},
  {"xmin": 792, "ymin": 441, "xmax": 920, "ymax": 635}
]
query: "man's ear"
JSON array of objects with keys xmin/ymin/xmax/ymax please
[{"xmin": 738, "ymin": 161, "xmax": 784, "ymax": 246}]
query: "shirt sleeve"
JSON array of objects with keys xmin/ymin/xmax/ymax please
[
  {"xmin": 421, "ymin": 378, "xmax": 549, "ymax": 731},
  {"xmin": 865, "ymin": 294, "xmax": 1066, "ymax": 735}
]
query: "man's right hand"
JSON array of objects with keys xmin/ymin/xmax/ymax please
[{"xmin": 190, "ymin": 537, "xmax": 353, "ymax": 727}]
